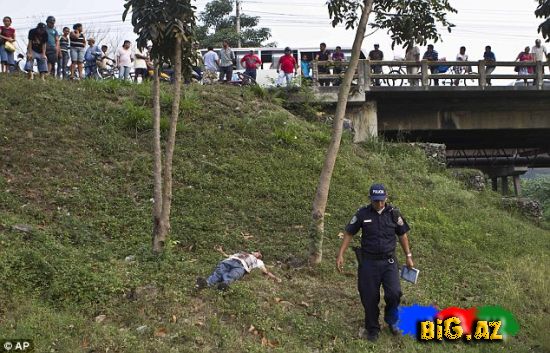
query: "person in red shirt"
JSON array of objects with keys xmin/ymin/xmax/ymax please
[
  {"xmin": 240, "ymin": 49, "xmax": 262, "ymax": 81},
  {"xmin": 276, "ymin": 47, "xmax": 298, "ymax": 86},
  {"xmin": 0, "ymin": 16, "xmax": 16, "ymax": 73}
]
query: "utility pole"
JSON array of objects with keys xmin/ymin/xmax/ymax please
[{"xmin": 236, "ymin": 0, "xmax": 241, "ymax": 47}]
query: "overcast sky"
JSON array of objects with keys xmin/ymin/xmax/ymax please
[{"xmin": 4, "ymin": 0, "xmax": 544, "ymax": 61}]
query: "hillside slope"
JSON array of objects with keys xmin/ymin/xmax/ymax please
[{"xmin": 0, "ymin": 77, "xmax": 548, "ymax": 353}]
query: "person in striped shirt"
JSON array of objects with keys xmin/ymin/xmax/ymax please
[
  {"xmin": 69, "ymin": 23, "xmax": 86, "ymax": 79},
  {"xmin": 57, "ymin": 27, "xmax": 70, "ymax": 79}
]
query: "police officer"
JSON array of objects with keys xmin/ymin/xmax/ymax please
[{"xmin": 336, "ymin": 183, "xmax": 414, "ymax": 342}]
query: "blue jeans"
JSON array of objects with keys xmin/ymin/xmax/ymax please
[
  {"xmin": 85, "ymin": 60, "xmax": 98, "ymax": 79},
  {"xmin": 244, "ymin": 69, "xmax": 257, "ymax": 80},
  {"xmin": 0, "ymin": 44, "xmax": 15, "ymax": 70},
  {"xmin": 119, "ymin": 65, "xmax": 131, "ymax": 80},
  {"xmin": 57, "ymin": 51, "xmax": 70, "ymax": 79},
  {"xmin": 207, "ymin": 259, "xmax": 246, "ymax": 286},
  {"xmin": 24, "ymin": 51, "xmax": 48, "ymax": 73}
]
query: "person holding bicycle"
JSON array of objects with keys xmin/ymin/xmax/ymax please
[
  {"xmin": 240, "ymin": 49, "xmax": 262, "ymax": 81},
  {"xmin": 84, "ymin": 38, "xmax": 102, "ymax": 79}
]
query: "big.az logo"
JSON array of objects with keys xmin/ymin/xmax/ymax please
[{"xmin": 397, "ymin": 305, "xmax": 519, "ymax": 342}]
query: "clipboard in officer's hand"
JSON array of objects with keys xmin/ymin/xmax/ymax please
[{"xmin": 400, "ymin": 266, "xmax": 420, "ymax": 284}]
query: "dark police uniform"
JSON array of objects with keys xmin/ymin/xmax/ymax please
[{"xmin": 345, "ymin": 204, "xmax": 410, "ymax": 337}]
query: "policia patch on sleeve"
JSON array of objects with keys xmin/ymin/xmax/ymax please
[
  {"xmin": 390, "ymin": 207, "xmax": 404, "ymax": 225},
  {"xmin": 350, "ymin": 215, "xmax": 358, "ymax": 224}
]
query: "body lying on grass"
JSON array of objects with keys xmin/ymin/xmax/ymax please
[{"xmin": 195, "ymin": 245, "xmax": 282, "ymax": 291}]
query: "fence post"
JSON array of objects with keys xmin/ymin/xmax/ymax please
[
  {"xmin": 536, "ymin": 61, "xmax": 544, "ymax": 90},
  {"xmin": 365, "ymin": 60, "xmax": 372, "ymax": 88},
  {"xmin": 478, "ymin": 60, "xmax": 486, "ymax": 88},
  {"xmin": 421, "ymin": 60, "xmax": 429, "ymax": 87},
  {"xmin": 312, "ymin": 60, "xmax": 319, "ymax": 87}
]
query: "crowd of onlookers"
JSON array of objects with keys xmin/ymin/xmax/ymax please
[
  {"xmin": 1, "ymin": 14, "xmax": 548, "ymax": 87},
  {"xmin": 0, "ymin": 16, "xmax": 152, "ymax": 82}
]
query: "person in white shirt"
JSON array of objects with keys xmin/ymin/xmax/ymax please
[
  {"xmin": 202, "ymin": 45, "xmax": 219, "ymax": 84},
  {"xmin": 195, "ymin": 246, "xmax": 282, "ymax": 291},
  {"xmin": 405, "ymin": 43, "xmax": 420, "ymax": 86},
  {"xmin": 134, "ymin": 47, "xmax": 149, "ymax": 82},
  {"xmin": 454, "ymin": 46, "xmax": 470, "ymax": 86},
  {"xmin": 532, "ymin": 39, "xmax": 548, "ymax": 73},
  {"xmin": 116, "ymin": 40, "xmax": 133, "ymax": 80}
]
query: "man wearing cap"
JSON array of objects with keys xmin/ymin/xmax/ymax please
[
  {"xmin": 45, "ymin": 16, "xmax": 60, "ymax": 75},
  {"xmin": 84, "ymin": 38, "xmax": 102, "ymax": 79},
  {"xmin": 277, "ymin": 47, "xmax": 298, "ymax": 87},
  {"xmin": 195, "ymin": 246, "xmax": 282, "ymax": 291},
  {"xmin": 336, "ymin": 183, "xmax": 414, "ymax": 342}
]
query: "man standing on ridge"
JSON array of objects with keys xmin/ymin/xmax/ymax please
[
  {"xmin": 277, "ymin": 47, "xmax": 298, "ymax": 87},
  {"xmin": 336, "ymin": 183, "xmax": 414, "ymax": 342},
  {"xmin": 45, "ymin": 16, "xmax": 60, "ymax": 76},
  {"xmin": 218, "ymin": 39, "xmax": 235, "ymax": 83}
]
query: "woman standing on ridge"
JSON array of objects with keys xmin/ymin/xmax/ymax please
[
  {"xmin": 0, "ymin": 16, "xmax": 16, "ymax": 73},
  {"xmin": 69, "ymin": 23, "xmax": 86, "ymax": 79}
]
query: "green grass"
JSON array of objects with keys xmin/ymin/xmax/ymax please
[{"xmin": 0, "ymin": 76, "xmax": 549, "ymax": 353}]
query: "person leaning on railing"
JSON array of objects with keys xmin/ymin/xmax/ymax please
[
  {"xmin": 454, "ymin": 46, "xmax": 470, "ymax": 86},
  {"xmin": 483, "ymin": 46, "xmax": 496, "ymax": 86},
  {"xmin": 315, "ymin": 42, "xmax": 331, "ymax": 86},
  {"xmin": 368, "ymin": 44, "xmax": 384, "ymax": 86},
  {"xmin": 332, "ymin": 46, "xmax": 346, "ymax": 86},
  {"xmin": 422, "ymin": 44, "xmax": 439, "ymax": 86},
  {"xmin": 405, "ymin": 43, "xmax": 420, "ymax": 86}
]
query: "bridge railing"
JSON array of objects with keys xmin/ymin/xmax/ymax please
[{"xmin": 310, "ymin": 59, "xmax": 549, "ymax": 90}]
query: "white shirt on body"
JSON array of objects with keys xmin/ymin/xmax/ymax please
[
  {"xmin": 532, "ymin": 45, "xmax": 548, "ymax": 62},
  {"xmin": 228, "ymin": 252, "xmax": 265, "ymax": 273},
  {"xmin": 203, "ymin": 50, "xmax": 219, "ymax": 71},
  {"xmin": 117, "ymin": 47, "xmax": 133, "ymax": 67},
  {"xmin": 134, "ymin": 48, "xmax": 148, "ymax": 69}
]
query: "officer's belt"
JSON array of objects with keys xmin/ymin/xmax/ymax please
[
  {"xmin": 353, "ymin": 247, "xmax": 395, "ymax": 262},
  {"xmin": 362, "ymin": 252, "xmax": 395, "ymax": 260}
]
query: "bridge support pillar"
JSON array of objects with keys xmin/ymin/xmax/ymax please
[
  {"xmin": 501, "ymin": 176, "xmax": 509, "ymax": 196},
  {"xmin": 491, "ymin": 178, "xmax": 498, "ymax": 192},
  {"xmin": 349, "ymin": 100, "xmax": 378, "ymax": 143},
  {"xmin": 513, "ymin": 175, "xmax": 522, "ymax": 196},
  {"xmin": 483, "ymin": 166, "xmax": 527, "ymax": 196}
]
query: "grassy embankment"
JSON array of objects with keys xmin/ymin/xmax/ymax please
[{"xmin": 0, "ymin": 76, "xmax": 548, "ymax": 353}]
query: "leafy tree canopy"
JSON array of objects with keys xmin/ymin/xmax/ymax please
[
  {"xmin": 327, "ymin": 0, "xmax": 456, "ymax": 48},
  {"xmin": 536, "ymin": 0, "xmax": 550, "ymax": 41},
  {"xmin": 196, "ymin": 0, "xmax": 273, "ymax": 48},
  {"xmin": 122, "ymin": 0, "xmax": 196, "ymax": 68}
]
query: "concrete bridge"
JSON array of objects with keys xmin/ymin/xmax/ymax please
[{"xmin": 310, "ymin": 59, "xmax": 550, "ymax": 195}]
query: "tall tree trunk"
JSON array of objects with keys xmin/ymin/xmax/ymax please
[
  {"xmin": 152, "ymin": 66, "xmax": 164, "ymax": 253},
  {"xmin": 308, "ymin": 0, "xmax": 373, "ymax": 265},
  {"xmin": 155, "ymin": 36, "xmax": 183, "ymax": 253}
]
